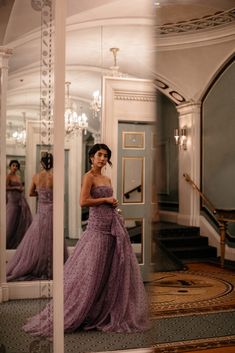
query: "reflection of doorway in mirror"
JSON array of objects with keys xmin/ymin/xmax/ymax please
[
  {"xmin": 117, "ymin": 122, "xmax": 156, "ymax": 276},
  {"xmin": 122, "ymin": 157, "xmax": 144, "ymax": 203}
]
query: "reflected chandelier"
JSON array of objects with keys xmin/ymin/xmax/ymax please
[
  {"xmin": 7, "ymin": 113, "xmax": 27, "ymax": 146},
  {"xmin": 90, "ymin": 90, "xmax": 101, "ymax": 118},
  {"xmin": 64, "ymin": 81, "xmax": 88, "ymax": 136}
]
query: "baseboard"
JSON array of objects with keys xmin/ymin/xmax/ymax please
[
  {"xmin": 3, "ymin": 280, "xmax": 53, "ymax": 300},
  {"xmin": 159, "ymin": 211, "xmax": 178, "ymax": 223}
]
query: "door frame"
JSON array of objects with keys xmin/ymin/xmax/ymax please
[{"xmin": 101, "ymin": 76, "xmax": 156, "ymax": 277}]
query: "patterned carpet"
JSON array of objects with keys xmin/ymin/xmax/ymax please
[
  {"xmin": 1, "ymin": 263, "xmax": 235, "ymax": 353},
  {"xmin": 148, "ymin": 263, "xmax": 235, "ymax": 318}
]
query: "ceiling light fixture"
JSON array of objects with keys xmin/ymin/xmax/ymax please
[
  {"xmin": 64, "ymin": 81, "xmax": 88, "ymax": 136},
  {"xmin": 90, "ymin": 90, "xmax": 101, "ymax": 118}
]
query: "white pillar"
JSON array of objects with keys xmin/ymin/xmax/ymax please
[
  {"xmin": 68, "ymin": 133, "xmax": 83, "ymax": 239},
  {"xmin": 0, "ymin": 47, "xmax": 13, "ymax": 302},
  {"xmin": 176, "ymin": 102, "xmax": 201, "ymax": 226},
  {"xmin": 53, "ymin": 0, "xmax": 65, "ymax": 351}
]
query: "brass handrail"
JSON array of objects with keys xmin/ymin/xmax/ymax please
[
  {"xmin": 183, "ymin": 173, "xmax": 235, "ymax": 268},
  {"xmin": 183, "ymin": 173, "xmax": 217, "ymax": 215}
]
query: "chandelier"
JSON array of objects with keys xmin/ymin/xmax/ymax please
[
  {"xmin": 110, "ymin": 47, "xmax": 120, "ymax": 76},
  {"xmin": 90, "ymin": 90, "xmax": 101, "ymax": 118},
  {"xmin": 7, "ymin": 113, "xmax": 27, "ymax": 146},
  {"xmin": 64, "ymin": 81, "xmax": 88, "ymax": 136},
  {"xmin": 89, "ymin": 47, "xmax": 127, "ymax": 118},
  {"xmin": 109, "ymin": 47, "xmax": 127, "ymax": 77},
  {"xmin": 12, "ymin": 128, "xmax": 26, "ymax": 146}
]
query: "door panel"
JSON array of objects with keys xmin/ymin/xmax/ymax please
[{"xmin": 117, "ymin": 122, "xmax": 156, "ymax": 280}]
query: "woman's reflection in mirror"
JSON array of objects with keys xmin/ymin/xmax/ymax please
[
  {"xmin": 23, "ymin": 143, "xmax": 150, "ymax": 336},
  {"xmin": 6, "ymin": 159, "xmax": 32, "ymax": 249},
  {"xmin": 7, "ymin": 153, "xmax": 68, "ymax": 281}
]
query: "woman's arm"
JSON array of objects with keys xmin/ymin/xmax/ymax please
[
  {"xmin": 80, "ymin": 173, "xmax": 117, "ymax": 207},
  {"xmin": 29, "ymin": 175, "xmax": 38, "ymax": 197}
]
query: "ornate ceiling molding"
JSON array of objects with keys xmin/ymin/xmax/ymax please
[
  {"xmin": 0, "ymin": 46, "xmax": 13, "ymax": 56},
  {"xmin": 155, "ymin": 79, "xmax": 186, "ymax": 105},
  {"xmin": 156, "ymin": 8, "xmax": 235, "ymax": 36}
]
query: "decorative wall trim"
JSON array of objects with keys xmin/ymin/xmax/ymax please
[
  {"xmin": 156, "ymin": 8, "xmax": 235, "ymax": 36},
  {"xmin": 114, "ymin": 91, "xmax": 156, "ymax": 102},
  {"xmin": 155, "ymin": 78, "xmax": 186, "ymax": 105},
  {"xmin": 0, "ymin": 47, "xmax": 13, "ymax": 56}
]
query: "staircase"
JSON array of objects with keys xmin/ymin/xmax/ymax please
[{"xmin": 154, "ymin": 222, "xmax": 217, "ymax": 264}]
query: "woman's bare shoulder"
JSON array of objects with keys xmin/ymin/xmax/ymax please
[
  {"xmin": 82, "ymin": 171, "xmax": 94, "ymax": 183},
  {"xmin": 83, "ymin": 170, "xmax": 93, "ymax": 178}
]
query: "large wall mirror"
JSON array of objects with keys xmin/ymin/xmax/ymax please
[{"xmin": 1, "ymin": 1, "xmax": 155, "ymax": 352}]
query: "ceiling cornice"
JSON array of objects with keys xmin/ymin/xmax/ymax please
[
  {"xmin": 155, "ymin": 24, "xmax": 235, "ymax": 51},
  {"xmin": 156, "ymin": 7, "xmax": 235, "ymax": 36}
]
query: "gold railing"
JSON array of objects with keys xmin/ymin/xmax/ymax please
[{"xmin": 183, "ymin": 173, "xmax": 235, "ymax": 268}]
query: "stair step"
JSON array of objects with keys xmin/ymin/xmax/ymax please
[
  {"xmin": 169, "ymin": 245, "xmax": 217, "ymax": 259},
  {"xmin": 153, "ymin": 222, "xmax": 218, "ymax": 264},
  {"xmin": 159, "ymin": 235, "xmax": 208, "ymax": 247},
  {"xmin": 155, "ymin": 227, "xmax": 200, "ymax": 238}
]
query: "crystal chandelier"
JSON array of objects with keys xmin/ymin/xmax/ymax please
[
  {"xmin": 64, "ymin": 81, "xmax": 88, "ymax": 136},
  {"xmin": 89, "ymin": 47, "xmax": 127, "ymax": 118},
  {"xmin": 77, "ymin": 106, "xmax": 88, "ymax": 135},
  {"xmin": 90, "ymin": 90, "xmax": 101, "ymax": 118},
  {"xmin": 12, "ymin": 128, "xmax": 26, "ymax": 146},
  {"xmin": 7, "ymin": 113, "xmax": 27, "ymax": 146}
]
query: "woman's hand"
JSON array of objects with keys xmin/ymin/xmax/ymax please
[
  {"xmin": 106, "ymin": 196, "xmax": 118, "ymax": 207},
  {"xmin": 13, "ymin": 185, "xmax": 23, "ymax": 192}
]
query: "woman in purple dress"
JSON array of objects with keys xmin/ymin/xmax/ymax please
[
  {"xmin": 7, "ymin": 153, "xmax": 68, "ymax": 281},
  {"xmin": 6, "ymin": 160, "xmax": 32, "ymax": 249},
  {"xmin": 23, "ymin": 144, "xmax": 149, "ymax": 335}
]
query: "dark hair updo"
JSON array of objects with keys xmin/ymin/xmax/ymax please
[
  {"xmin": 9, "ymin": 160, "xmax": 20, "ymax": 170},
  {"xmin": 88, "ymin": 143, "xmax": 112, "ymax": 166},
  {"xmin": 40, "ymin": 152, "xmax": 53, "ymax": 170}
]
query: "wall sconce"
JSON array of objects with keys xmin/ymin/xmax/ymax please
[{"xmin": 174, "ymin": 126, "xmax": 187, "ymax": 150}]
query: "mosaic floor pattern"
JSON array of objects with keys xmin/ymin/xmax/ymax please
[
  {"xmin": 148, "ymin": 263, "xmax": 235, "ymax": 318},
  {"xmin": 1, "ymin": 263, "xmax": 235, "ymax": 353}
]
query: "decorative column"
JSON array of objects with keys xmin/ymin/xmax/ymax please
[
  {"xmin": 0, "ymin": 47, "xmax": 13, "ymax": 302},
  {"xmin": 67, "ymin": 133, "xmax": 83, "ymax": 239},
  {"xmin": 176, "ymin": 101, "xmax": 201, "ymax": 226}
]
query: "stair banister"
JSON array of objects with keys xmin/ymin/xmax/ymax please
[{"xmin": 183, "ymin": 173, "xmax": 235, "ymax": 268}]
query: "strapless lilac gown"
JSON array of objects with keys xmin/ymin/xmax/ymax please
[
  {"xmin": 23, "ymin": 185, "xmax": 149, "ymax": 335},
  {"xmin": 7, "ymin": 188, "xmax": 68, "ymax": 281},
  {"xmin": 6, "ymin": 180, "xmax": 32, "ymax": 249}
]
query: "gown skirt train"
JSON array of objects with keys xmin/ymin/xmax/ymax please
[
  {"xmin": 23, "ymin": 185, "xmax": 149, "ymax": 335},
  {"xmin": 7, "ymin": 188, "xmax": 68, "ymax": 281}
]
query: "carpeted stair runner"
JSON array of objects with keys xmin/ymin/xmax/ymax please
[{"xmin": 154, "ymin": 222, "xmax": 217, "ymax": 264}]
